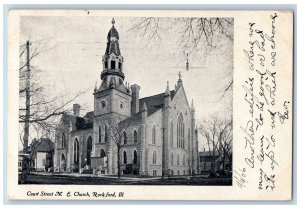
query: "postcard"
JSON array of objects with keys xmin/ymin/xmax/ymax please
[{"xmin": 7, "ymin": 9, "xmax": 293, "ymax": 200}]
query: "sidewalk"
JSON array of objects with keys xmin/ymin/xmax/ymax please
[{"xmin": 30, "ymin": 171, "xmax": 162, "ymax": 181}]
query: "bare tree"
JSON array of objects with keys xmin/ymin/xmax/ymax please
[
  {"xmin": 217, "ymin": 120, "xmax": 232, "ymax": 171},
  {"xmin": 198, "ymin": 117, "xmax": 232, "ymax": 176},
  {"xmin": 108, "ymin": 119, "xmax": 131, "ymax": 178},
  {"xmin": 19, "ymin": 40, "xmax": 88, "ymax": 150},
  {"xmin": 128, "ymin": 17, "xmax": 233, "ymax": 98},
  {"xmin": 18, "ymin": 40, "xmax": 88, "ymax": 182}
]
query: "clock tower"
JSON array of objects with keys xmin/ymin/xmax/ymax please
[{"xmin": 93, "ymin": 18, "xmax": 131, "ymax": 174}]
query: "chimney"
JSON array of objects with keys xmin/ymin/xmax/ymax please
[
  {"xmin": 130, "ymin": 84, "xmax": 140, "ymax": 114},
  {"xmin": 73, "ymin": 103, "xmax": 81, "ymax": 116}
]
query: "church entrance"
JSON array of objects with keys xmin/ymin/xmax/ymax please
[
  {"xmin": 86, "ymin": 136, "xmax": 93, "ymax": 166},
  {"xmin": 60, "ymin": 153, "xmax": 66, "ymax": 172},
  {"xmin": 73, "ymin": 138, "xmax": 79, "ymax": 172}
]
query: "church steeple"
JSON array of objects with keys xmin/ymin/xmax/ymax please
[{"xmin": 98, "ymin": 18, "xmax": 128, "ymax": 93}]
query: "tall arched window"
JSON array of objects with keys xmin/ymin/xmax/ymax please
[
  {"xmin": 170, "ymin": 121, "xmax": 174, "ymax": 147},
  {"xmin": 123, "ymin": 150, "xmax": 127, "ymax": 164},
  {"xmin": 183, "ymin": 155, "xmax": 186, "ymax": 166},
  {"xmin": 177, "ymin": 113, "xmax": 184, "ymax": 148},
  {"xmin": 133, "ymin": 150, "xmax": 138, "ymax": 164},
  {"xmin": 153, "ymin": 151, "xmax": 157, "ymax": 164},
  {"xmin": 99, "ymin": 126, "xmax": 102, "ymax": 143},
  {"xmin": 104, "ymin": 125, "xmax": 108, "ymax": 142},
  {"xmin": 61, "ymin": 153, "xmax": 66, "ymax": 171},
  {"xmin": 86, "ymin": 136, "xmax": 93, "ymax": 165},
  {"xmin": 123, "ymin": 131, "xmax": 127, "ymax": 144},
  {"xmin": 133, "ymin": 130, "xmax": 138, "ymax": 143},
  {"xmin": 152, "ymin": 125, "xmax": 156, "ymax": 144},
  {"xmin": 62, "ymin": 133, "xmax": 66, "ymax": 148},
  {"xmin": 171, "ymin": 153, "xmax": 174, "ymax": 166},
  {"xmin": 177, "ymin": 154, "xmax": 180, "ymax": 166},
  {"xmin": 74, "ymin": 138, "xmax": 79, "ymax": 164},
  {"xmin": 188, "ymin": 129, "xmax": 191, "ymax": 150}
]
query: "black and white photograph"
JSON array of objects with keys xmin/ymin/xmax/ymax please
[{"xmin": 18, "ymin": 15, "xmax": 233, "ymax": 185}]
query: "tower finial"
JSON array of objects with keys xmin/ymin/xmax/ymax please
[
  {"xmin": 178, "ymin": 71, "xmax": 182, "ymax": 80},
  {"xmin": 165, "ymin": 81, "xmax": 170, "ymax": 96},
  {"xmin": 94, "ymin": 81, "xmax": 98, "ymax": 92},
  {"xmin": 112, "ymin": 18, "xmax": 115, "ymax": 27}
]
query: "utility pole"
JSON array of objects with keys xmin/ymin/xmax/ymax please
[{"xmin": 23, "ymin": 40, "xmax": 31, "ymax": 153}]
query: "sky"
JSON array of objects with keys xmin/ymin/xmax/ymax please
[{"xmin": 19, "ymin": 16, "xmax": 233, "ymax": 151}]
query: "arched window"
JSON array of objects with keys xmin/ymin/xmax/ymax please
[
  {"xmin": 133, "ymin": 130, "xmax": 138, "ymax": 143},
  {"xmin": 104, "ymin": 125, "xmax": 108, "ymax": 142},
  {"xmin": 133, "ymin": 150, "xmax": 138, "ymax": 164},
  {"xmin": 74, "ymin": 138, "xmax": 79, "ymax": 164},
  {"xmin": 177, "ymin": 113, "xmax": 184, "ymax": 148},
  {"xmin": 188, "ymin": 129, "xmax": 191, "ymax": 150},
  {"xmin": 171, "ymin": 153, "xmax": 174, "ymax": 166},
  {"xmin": 62, "ymin": 133, "xmax": 66, "ymax": 148},
  {"xmin": 153, "ymin": 151, "xmax": 157, "ymax": 164},
  {"xmin": 86, "ymin": 136, "xmax": 93, "ymax": 165},
  {"xmin": 152, "ymin": 125, "xmax": 156, "ymax": 144},
  {"xmin": 100, "ymin": 149, "xmax": 106, "ymax": 158},
  {"xmin": 123, "ymin": 131, "xmax": 127, "ymax": 144},
  {"xmin": 183, "ymin": 155, "xmax": 186, "ymax": 166},
  {"xmin": 123, "ymin": 150, "xmax": 127, "ymax": 164},
  {"xmin": 99, "ymin": 126, "xmax": 102, "ymax": 143},
  {"xmin": 61, "ymin": 154, "xmax": 66, "ymax": 171},
  {"xmin": 111, "ymin": 60, "xmax": 116, "ymax": 69},
  {"xmin": 177, "ymin": 154, "xmax": 180, "ymax": 166},
  {"xmin": 170, "ymin": 121, "xmax": 174, "ymax": 147}
]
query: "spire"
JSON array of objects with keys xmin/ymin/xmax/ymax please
[
  {"xmin": 94, "ymin": 81, "xmax": 98, "ymax": 92},
  {"xmin": 141, "ymin": 102, "xmax": 148, "ymax": 112},
  {"xmin": 177, "ymin": 71, "xmax": 183, "ymax": 88},
  {"xmin": 164, "ymin": 81, "xmax": 170, "ymax": 96},
  {"xmin": 100, "ymin": 19, "xmax": 126, "ymax": 92}
]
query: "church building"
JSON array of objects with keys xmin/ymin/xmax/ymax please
[{"xmin": 54, "ymin": 19, "xmax": 199, "ymax": 176}]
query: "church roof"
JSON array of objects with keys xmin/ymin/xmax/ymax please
[
  {"xmin": 62, "ymin": 112, "xmax": 94, "ymax": 131},
  {"xmin": 30, "ymin": 138, "xmax": 54, "ymax": 153},
  {"xmin": 105, "ymin": 23, "xmax": 121, "ymax": 56},
  {"xmin": 139, "ymin": 90, "xmax": 175, "ymax": 116},
  {"xmin": 105, "ymin": 41, "xmax": 121, "ymax": 56},
  {"xmin": 107, "ymin": 26, "xmax": 119, "ymax": 40}
]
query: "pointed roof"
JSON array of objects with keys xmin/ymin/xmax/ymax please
[
  {"xmin": 141, "ymin": 102, "xmax": 148, "ymax": 112},
  {"xmin": 164, "ymin": 81, "xmax": 170, "ymax": 96},
  {"xmin": 105, "ymin": 18, "xmax": 121, "ymax": 56},
  {"xmin": 107, "ymin": 18, "xmax": 119, "ymax": 40}
]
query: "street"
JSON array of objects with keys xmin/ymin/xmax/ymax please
[{"xmin": 20, "ymin": 173, "xmax": 232, "ymax": 185}]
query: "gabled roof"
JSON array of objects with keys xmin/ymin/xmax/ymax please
[{"xmin": 139, "ymin": 90, "xmax": 175, "ymax": 116}]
